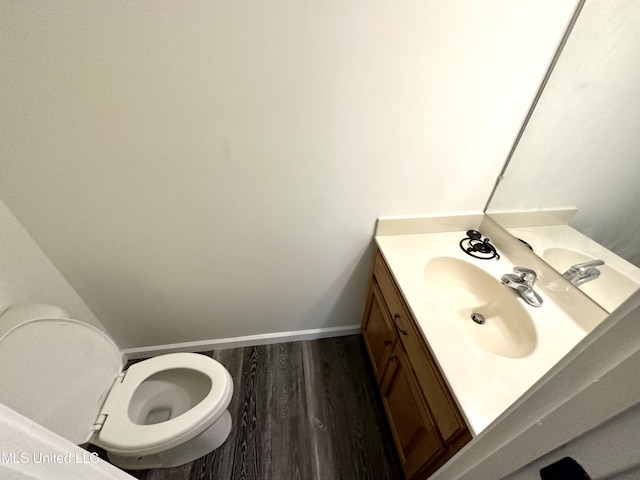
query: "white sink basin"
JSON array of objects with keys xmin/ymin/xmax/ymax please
[
  {"xmin": 423, "ymin": 257, "xmax": 537, "ymax": 358},
  {"xmin": 543, "ymin": 247, "xmax": 639, "ymax": 312}
]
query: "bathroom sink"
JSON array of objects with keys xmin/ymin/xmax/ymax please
[
  {"xmin": 543, "ymin": 247, "xmax": 639, "ymax": 311},
  {"xmin": 423, "ymin": 257, "xmax": 537, "ymax": 358}
]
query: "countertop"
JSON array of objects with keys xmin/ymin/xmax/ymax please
[{"xmin": 375, "ymin": 230, "xmax": 597, "ymax": 435}]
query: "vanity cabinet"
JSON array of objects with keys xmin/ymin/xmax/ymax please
[
  {"xmin": 362, "ymin": 251, "xmax": 472, "ymax": 479},
  {"xmin": 361, "ymin": 281, "xmax": 396, "ymax": 383}
]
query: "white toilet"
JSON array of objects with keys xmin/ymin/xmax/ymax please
[{"xmin": 0, "ymin": 304, "xmax": 234, "ymax": 470}]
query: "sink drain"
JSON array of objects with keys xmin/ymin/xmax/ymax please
[{"xmin": 471, "ymin": 313, "xmax": 485, "ymax": 325}]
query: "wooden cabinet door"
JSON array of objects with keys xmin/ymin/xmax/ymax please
[
  {"xmin": 362, "ymin": 281, "xmax": 396, "ymax": 383},
  {"xmin": 393, "ymin": 310, "xmax": 468, "ymax": 444},
  {"xmin": 380, "ymin": 344, "xmax": 443, "ymax": 479}
]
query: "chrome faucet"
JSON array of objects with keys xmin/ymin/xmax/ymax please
[
  {"xmin": 562, "ymin": 259, "xmax": 604, "ymax": 286},
  {"xmin": 501, "ymin": 267, "xmax": 543, "ymax": 307}
]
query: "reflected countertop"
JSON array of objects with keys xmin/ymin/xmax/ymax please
[{"xmin": 507, "ymin": 225, "xmax": 640, "ymax": 313}]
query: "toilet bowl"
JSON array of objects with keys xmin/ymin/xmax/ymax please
[{"xmin": 0, "ymin": 304, "xmax": 233, "ymax": 470}]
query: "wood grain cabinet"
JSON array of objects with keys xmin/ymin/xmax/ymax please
[
  {"xmin": 362, "ymin": 251, "xmax": 472, "ymax": 479},
  {"xmin": 361, "ymin": 280, "xmax": 396, "ymax": 383}
]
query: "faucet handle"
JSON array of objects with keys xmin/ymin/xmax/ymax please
[
  {"xmin": 513, "ymin": 266, "xmax": 537, "ymax": 287},
  {"xmin": 572, "ymin": 259, "xmax": 605, "ymax": 275}
]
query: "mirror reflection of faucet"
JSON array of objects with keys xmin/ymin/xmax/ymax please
[
  {"xmin": 562, "ymin": 259, "xmax": 604, "ymax": 286},
  {"xmin": 501, "ymin": 266, "xmax": 543, "ymax": 307}
]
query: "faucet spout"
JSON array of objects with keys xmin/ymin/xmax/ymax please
[{"xmin": 501, "ymin": 267, "xmax": 543, "ymax": 307}]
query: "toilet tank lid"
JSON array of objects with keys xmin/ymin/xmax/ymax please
[{"xmin": 0, "ymin": 318, "xmax": 124, "ymax": 444}]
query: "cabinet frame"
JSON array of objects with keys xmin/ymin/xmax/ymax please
[
  {"xmin": 361, "ymin": 250, "xmax": 472, "ymax": 479},
  {"xmin": 361, "ymin": 280, "xmax": 397, "ymax": 384}
]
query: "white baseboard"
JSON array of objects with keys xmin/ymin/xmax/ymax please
[{"xmin": 122, "ymin": 324, "xmax": 362, "ymax": 359}]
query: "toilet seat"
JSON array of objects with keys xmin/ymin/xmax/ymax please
[
  {"xmin": 0, "ymin": 317, "xmax": 124, "ymax": 444},
  {"xmin": 94, "ymin": 352, "xmax": 233, "ymax": 457},
  {"xmin": 0, "ymin": 310, "xmax": 234, "ymax": 460}
]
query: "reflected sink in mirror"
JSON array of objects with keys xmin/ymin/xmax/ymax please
[
  {"xmin": 543, "ymin": 247, "xmax": 640, "ymax": 312},
  {"xmin": 423, "ymin": 257, "xmax": 537, "ymax": 358}
]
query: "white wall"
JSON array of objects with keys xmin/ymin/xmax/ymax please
[
  {"xmin": 502, "ymin": 400, "xmax": 640, "ymax": 479},
  {"xmin": 0, "ymin": 198, "xmax": 104, "ymax": 331},
  {"xmin": 0, "ymin": 1, "xmax": 577, "ymax": 348},
  {"xmin": 488, "ymin": 0, "xmax": 640, "ymax": 266}
]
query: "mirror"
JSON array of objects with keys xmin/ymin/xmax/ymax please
[{"xmin": 486, "ymin": 0, "xmax": 640, "ymax": 313}]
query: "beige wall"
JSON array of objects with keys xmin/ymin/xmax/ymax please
[
  {"xmin": 0, "ymin": 1, "xmax": 577, "ymax": 348},
  {"xmin": 0, "ymin": 199, "xmax": 104, "ymax": 332}
]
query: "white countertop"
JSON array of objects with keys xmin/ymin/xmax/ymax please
[{"xmin": 376, "ymin": 230, "xmax": 596, "ymax": 435}]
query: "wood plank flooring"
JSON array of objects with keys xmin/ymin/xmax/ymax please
[{"xmin": 127, "ymin": 335, "xmax": 403, "ymax": 480}]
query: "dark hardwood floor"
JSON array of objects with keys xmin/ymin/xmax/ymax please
[{"xmin": 127, "ymin": 335, "xmax": 403, "ymax": 480}]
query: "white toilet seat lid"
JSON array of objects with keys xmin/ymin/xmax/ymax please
[
  {"xmin": 94, "ymin": 352, "xmax": 233, "ymax": 456},
  {"xmin": 0, "ymin": 318, "xmax": 124, "ymax": 444}
]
